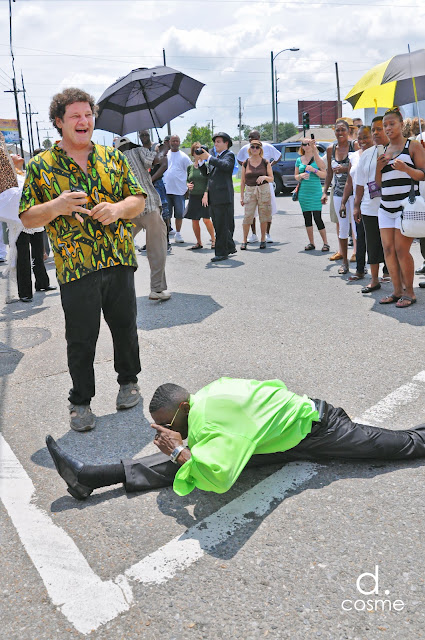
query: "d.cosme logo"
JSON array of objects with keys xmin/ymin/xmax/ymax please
[{"xmin": 341, "ymin": 566, "xmax": 405, "ymax": 612}]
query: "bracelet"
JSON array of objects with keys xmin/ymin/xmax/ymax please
[{"xmin": 170, "ymin": 445, "xmax": 185, "ymax": 464}]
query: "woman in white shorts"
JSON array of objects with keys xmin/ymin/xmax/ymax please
[
  {"xmin": 376, "ymin": 107, "xmax": 425, "ymax": 308},
  {"xmin": 322, "ymin": 119, "xmax": 358, "ymax": 273}
]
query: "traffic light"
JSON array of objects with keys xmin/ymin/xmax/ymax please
[{"xmin": 302, "ymin": 112, "xmax": 310, "ymax": 130}]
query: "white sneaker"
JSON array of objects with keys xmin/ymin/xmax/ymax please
[
  {"xmin": 247, "ymin": 233, "xmax": 258, "ymax": 243},
  {"xmin": 174, "ymin": 232, "xmax": 184, "ymax": 243},
  {"xmin": 149, "ymin": 290, "xmax": 171, "ymax": 301},
  {"xmin": 266, "ymin": 234, "xmax": 273, "ymax": 243}
]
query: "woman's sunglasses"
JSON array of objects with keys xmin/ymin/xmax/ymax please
[{"xmin": 250, "ymin": 145, "xmax": 261, "ymax": 149}]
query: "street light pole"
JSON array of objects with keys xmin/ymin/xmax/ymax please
[{"xmin": 271, "ymin": 47, "xmax": 300, "ymax": 142}]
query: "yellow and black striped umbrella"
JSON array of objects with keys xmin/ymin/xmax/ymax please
[{"xmin": 345, "ymin": 49, "xmax": 425, "ymax": 110}]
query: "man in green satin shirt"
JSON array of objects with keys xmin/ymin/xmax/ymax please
[{"xmin": 46, "ymin": 377, "xmax": 425, "ymax": 501}]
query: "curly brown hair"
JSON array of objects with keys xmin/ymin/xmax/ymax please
[{"xmin": 49, "ymin": 88, "xmax": 98, "ymax": 134}]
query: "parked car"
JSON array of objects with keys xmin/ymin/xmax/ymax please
[{"xmin": 272, "ymin": 141, "xmax": 331, "ymax": 195}]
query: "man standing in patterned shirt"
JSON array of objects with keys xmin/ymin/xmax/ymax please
[{"xmin": 19, "ymin": 88, "xmax": 147, "ymax": 432}]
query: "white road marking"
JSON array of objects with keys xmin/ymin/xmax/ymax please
[
  {"xmin": 355, "ymin": 370, "xmax": 425, "ymax": 426},
  {"xmin": 126, "ymin": 462, "xmax": 319, "ymax": 585},
  {"xmin": 2, "ymin": 369, "xmax": 425, "ymax": 634},
  {"xmin": 0, "ymin": 435, "xmax": 133, "ymax": 635}
]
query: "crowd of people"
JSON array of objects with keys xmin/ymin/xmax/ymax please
[
  {"xmin": 293, "ymin": 111, "xmax": 425, "ymax": 309},
  {"xmin": 2, "ymin": 86, "xmax": 425, "ymax": 504}
]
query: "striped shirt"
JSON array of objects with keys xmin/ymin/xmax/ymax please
[{"xmin": 379, "ymin": 139, "xmax": 418, "ymax": 218}]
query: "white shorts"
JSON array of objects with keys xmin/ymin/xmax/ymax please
[
  {"xmin": 333, "ymin": 195, "xmax": 356, "ymax": 240},
  {"xmin": 378, "ymin": 210, "xmax": 401, "ymax": 230}
]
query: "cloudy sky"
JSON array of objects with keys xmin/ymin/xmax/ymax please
[{"xmin": 0, "ymin": 0, "xmax": 424, "ymax": 148}]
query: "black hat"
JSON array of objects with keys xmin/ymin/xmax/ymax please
[{"xmin": 212, "ymin": 131, "xmax": 233, "ymax": 148}]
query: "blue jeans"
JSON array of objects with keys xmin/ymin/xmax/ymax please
[{"xmin": 153, "ymin": 179, "xmax": 170, "ymax": 220}]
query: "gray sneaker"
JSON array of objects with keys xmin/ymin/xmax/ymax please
[
  {"xmin": 116, "ymin": 383, "xmax": 141, "ymax": 410},
  {"xmin": 69, "ymin": 404, "xmax": 96, "ymax": 432}
]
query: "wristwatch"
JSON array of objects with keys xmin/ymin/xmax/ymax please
[{"xmin": 170, "ymin": 445, "xmax": 185, "ymax": 464}]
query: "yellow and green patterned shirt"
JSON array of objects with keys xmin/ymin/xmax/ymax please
[{"xmin": 19, "ymin": 143, "xmax": 146, "ymax": 285}]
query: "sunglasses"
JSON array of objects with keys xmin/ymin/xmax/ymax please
[
  {"xmin": 384, "ymin": 106, "xmax": 401, "ymax": 115},
  {"xmin": 161, "ymin": 402, "xmax": 185, "ymax": 429},
  {"xmin": 250, "ymin": 145, "xmax": 261, "ymax": 149}
]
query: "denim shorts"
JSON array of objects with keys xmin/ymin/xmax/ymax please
[{"xmin": 166, "ymin": 194, "xmax": 186, "ymax": 219}]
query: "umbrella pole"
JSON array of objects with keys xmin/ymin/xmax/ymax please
[
  {"xmin": 140, "ymin": 84, "xmax": 162, "ymax": 143},
  {"xmin": 408, "ymin": 44, "xmax": 422, "ymax": 132}
]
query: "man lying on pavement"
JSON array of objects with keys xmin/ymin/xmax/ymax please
[{"xmin": 46, "ymin": 377, "xmax": 425, "ymax": 500}]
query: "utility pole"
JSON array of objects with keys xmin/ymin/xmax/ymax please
[
  {"xmin": 28, "ymin": 103, "xmax": 38, "ymax": 154},
  {"xmin": 335, "ymin": 62, "xmax": 342, "ymax": 118},
  {"xmin": 275, "ymin": 68, "xmax": 279, "ymax": 142},
  {"xmin": 238, "ymin": 97, "xmax": 242, "ymax": 146},
  {"xmin": 6, "ymin": 0, "xmax": 24, "ymax": 157},
  {"xmin": 35, "ymin": 121, "xmax": 41, "ymax": 147},
  {"xmin": 21, "ymin": 71, "xmax": 32, "ymax": 154},
  {"xmin": 162, "ymin": 48, "xmax": 171, "ymax": 136},
  {"xmin": 271, "ymin": 52, "xmax": 276, "ymax": 142}
]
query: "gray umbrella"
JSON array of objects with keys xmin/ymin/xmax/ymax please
[{"xmin": 95, "ymin": 66, "xmax": 205, "ymax": 138}]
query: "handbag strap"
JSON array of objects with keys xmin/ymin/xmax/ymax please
[{"xmin": 408, "ymin": 179, "xmax": 416, "ymax": 204}]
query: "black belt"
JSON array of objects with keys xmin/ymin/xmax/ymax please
[{"xmin": 312, "ymin": 398, "xmax": 329, "ymax": 425}]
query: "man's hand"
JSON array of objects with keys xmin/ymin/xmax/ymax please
[
  {"xmin": 89, "ymin": 202, "xmax": 121, "ymax": 225},
  {"xmin": 353, "ymin": 206, "xmax": 361, "ymax": 224},
  {"xmin": 55, "ymin": 190, "xmax": 90, "ymax": 222},
  {"xmin": 151, "ymin": 423, "xmax": 183, "ymax": 456},
  {"xmin": 197, "ymin": 149, "xmax": 210, "ymax": 161}
]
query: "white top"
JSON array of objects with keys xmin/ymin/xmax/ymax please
[
  {"xmin": 237, "ymin": 142, "xmax": 281, "ymax": 164},
  {"xmin": 163, "ymin": 150, "xmax": 191, "ymax": 195},
  {"xmin": 355, "ymin": 145, "xmax": 380, "ymax": 217}
]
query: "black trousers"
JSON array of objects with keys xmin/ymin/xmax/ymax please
[
  {"xmin": 60, "ymin": 265, "xmax": 141, "ymax": 405},
  {"xmin": 121, "ymin": 401, "xmax": 425, "ymax": 492},
  {"xmin": 210, "ymin": 202, "xmax": 236, "ymax": 257},
  {"xmin": 16, "ymin": 231, "xmax": 50, "ymax": 299},
  {"xmin": 355, "ymin": 219, "xmax": 366, "ymax": 273}
]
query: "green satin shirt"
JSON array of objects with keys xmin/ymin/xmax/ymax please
[{"xmin": 173, "ymin": 377, "xmax": 319, "ymax": 496}]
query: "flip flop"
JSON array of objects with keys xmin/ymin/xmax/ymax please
[
  {"xmin": 379, "ymin": 294, "xmax": 401, "ymax": 305},
  {"xmin": 348, "ymin": 273, "xmax": 365, "ymax": 281},
  {"xmin": 338, "ymin": 263, "xmax": 349, "ymax": 275},
  {"xmin": 395, "ymin": 295, "xmax": 417, "ymax": 308},
  {"xmin": 361, "ymin": 283, "xmax": 381, "ymax": 293}
]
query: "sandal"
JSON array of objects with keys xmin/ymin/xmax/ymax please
[
  {"xmin": 395, "ymin": 295, "xmax": 417, "ymax": 308},
  {"xmin": 241, "ymin": 242, "xmax": 247, "ymax": 250},
  {"xmin": 329, "ymin": 252, "xmax": 343, "ymax": 261},
  {"xmin": 260, "ymin": 241, "xmax": 266, "ymax": 249},
  {"xmin": 379, "ymin": 294, "xmax": 401, "ymax": 305},
  {"xmin": 348, "ymin": 272, "xmax": 365, "ymax": 281},
  {"xmin": 361, "ymin": 283, "xmax": 381, "ymax": 293},
  {"xmin": 338, "ymin": 263, "xmax": 349, "ymax": 275},
  {"xmin": 190, "ymin": 243, "xmax": 203, "ymax": 250},
  {"xmin": 305, "ymin": 243, "xmax": 315, "ymax": 251},
  {"xmin": 321, "ymin": 244, "xmax": 330, "ymax": 252}
]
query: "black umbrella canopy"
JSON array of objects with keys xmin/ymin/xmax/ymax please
[{"xmin": 95, "ymin": 66, "xmax": 205, "ymax": 136}]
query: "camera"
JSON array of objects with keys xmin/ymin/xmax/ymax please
[{"xmin": 195, "ymin": 145, "xmax": 209, "ymax": 155}]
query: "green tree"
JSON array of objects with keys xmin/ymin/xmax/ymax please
[
  {"xmin": 182, "ymin": 124, "xmax": 213, "ymax": 148},
  {"xmin": 42, "ymin": 138, "xmax": 52, "ymax": 149},
  {"xmin": 237, "ymin": 121, "xmax": 298, "ymax": 142}
]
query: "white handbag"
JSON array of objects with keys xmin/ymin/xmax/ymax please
[{"xmin": 400, "ymin": 181, "xmax": 425, "ymax": 237}]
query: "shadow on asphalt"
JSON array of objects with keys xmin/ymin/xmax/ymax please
[
  {"xmin": 136, "ymin": 292, "xmax": 223, "ymax": 330},
  {"xmin": 47, "ymin": 457, "xmax": 424, "ymax": 560},
  {"xmin": 32, "ymin": 400, "xmax": 151, "ymax": 470}
]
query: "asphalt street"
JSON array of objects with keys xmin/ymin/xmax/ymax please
[{"xmin": 1, "ymin": 195, "xmax": 425, "ymax": 640}]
